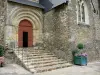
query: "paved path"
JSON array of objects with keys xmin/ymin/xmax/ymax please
[
  {"xmin": 0, "ymin": 64, "xmax": 33, "ymax": 75},
  {"xmin": 0, "ymin": 61, "xmax": 100, "ymax": 75},
  {"xmin": 36, "ymin": 61, "xmax": 100, "ymax": 75}
]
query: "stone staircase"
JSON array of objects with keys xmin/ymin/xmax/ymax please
[{"xmin": 14, "ymin": 48, "xmax": 72, "ymax": 73}]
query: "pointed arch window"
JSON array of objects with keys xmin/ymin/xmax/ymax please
[{"xmin": 77, "ymin": 0, "xmax": 89, "ymax": 25}]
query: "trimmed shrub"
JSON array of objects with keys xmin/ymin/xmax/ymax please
[{"xmin": 77, "ymin": 43, "xmax": 84, "ymax": 49}]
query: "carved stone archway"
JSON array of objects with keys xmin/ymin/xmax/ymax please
[{"xmin": 7, "ymin": 7, "xmax": 43, "ymax": 48}]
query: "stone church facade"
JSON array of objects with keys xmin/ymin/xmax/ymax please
[{"xmin": 0, "ymin": 0, "xmax": 100, "ymax": 67}]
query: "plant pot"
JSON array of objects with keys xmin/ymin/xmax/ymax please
[
  {"xmin": 74, "ymin": 56, "xmax": 87, "ymax": 66},
  {"xmin": 0, "ymin": 57, "xmax": 4, "ymax": 67}
]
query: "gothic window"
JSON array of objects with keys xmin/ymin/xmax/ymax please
[
  {"xmin": 77, "ymin": 0, "xmax": 89, "ymax": 24},
  {"xmin": 81, "ymin": 3, "xmax": 85, "ymax": 22}
]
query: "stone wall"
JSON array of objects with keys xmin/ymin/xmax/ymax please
[
  {"xmin": 91, "ymin": 0, "xmax": 100, "ymax": 60},
  {"xmin": 43, "ymin": 4, "xmax": 71, "ymax": 62},
  {"xmin": 43, "ymin": 0, "xmax": 99, "ymax": 62},
  {"xmin": 0, "ymin": 0, "xmax": 7, "ymax": 45}
]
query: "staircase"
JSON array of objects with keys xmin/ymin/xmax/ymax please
[{"xmin": 14, "ymin": 48, "xmax": 72, "ymax": 73}]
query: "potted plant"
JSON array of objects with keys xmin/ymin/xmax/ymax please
[
  {"xmin": 0, "ymin": 45, "xmax": 4, "ymax": 67},
  {"xmin": 72, "ymin": 43, "xmax": 87, "ymax": 66}
]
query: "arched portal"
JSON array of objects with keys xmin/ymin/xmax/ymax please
[{"xmin": 18, "ymin": 19, "xmax": 33, "ymax": 47}]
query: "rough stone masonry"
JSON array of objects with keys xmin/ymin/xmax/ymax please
[{"xmin": 0, "ymin": 0, "xmax": 100, "ymax": 63}]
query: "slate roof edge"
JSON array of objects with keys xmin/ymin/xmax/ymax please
[
  {"xmin": 45, "ymin": 1, "xmax": 68, "ymax": 12},
  {"xmin": 8, "ymin": 0, "xmax": 44, "ymax": 9},
  {"xmin": 52, "ymin": 1, "xmax": 68, "ymax": 8}
]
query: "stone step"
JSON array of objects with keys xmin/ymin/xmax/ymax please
[
  {"xmin": 29, "ymin": 52, "xmax": 54, "ymax": 56},
  {"xmin": 16, "ymin": 53, "xmax": 53, "ymax": 57},
  {"xmin": 14, "ymin": 48, "xmax": 71, "ymax": 73},
  {"xmin": 28, "ymin": 50, "xmax": 51, "ymax": 52},
  {"xmin": 24, "ymin": 59, "xmax": 65, "ymax": 65},
  {"xmin": 17, "ymin": 55, "xmax": 58, "ymax": 62},
  {"xmin": 17, "ymin": 47, "xmax": 43, "ymax": 50},
  {"xmin": 28, "ymin": 54, "xmax": 56, "ymax": 57},
  {"xmin": 15, "ymin": 50, "xmax": 53, "ymax": 56},
  {"xmin": 28, "ymin": 60, "xmax": 67, "ymax": 68},
  {"xmin": 23, "ymin": 57, "xmax": 60, "ymax": 62},
  {"xmin": 15, "ymin": 50, "xmax": 51, "ymax": 55},
  {"xmin": 14, "ymin": 51, "xmax": 28, "ymax": 55},
  {"xmin": 28, "ymin": 49, "xmax": 45, "ymax": 50},
  {"xmin": 19, "ymin": 54, "xmax": 56, "ymax": 60},
  {"xmin": 19, "ymin": 56, "xmax": 58, "ymax": 61},
  {"xmin": 30, "ymin": 63, "xmax": 72, "ymax": 73},
  {"xmin": 16, "ymin": 47, "xmax": 36, "ymax": 50},
  {"xmin": 28, "ymin": 51, "xmax": 51, "ymax": 54}
]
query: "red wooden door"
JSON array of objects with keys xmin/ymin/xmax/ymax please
[{"xmin": 18, "ymin": 19, "xmax": 33, "ymax": 47}]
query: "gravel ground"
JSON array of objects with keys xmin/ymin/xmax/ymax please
[{"xmin": 0, "ymin": 64, "xmax": 33, "ymax": 75}]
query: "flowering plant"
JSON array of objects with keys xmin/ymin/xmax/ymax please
[
  {"xmin": 72, "ymin": 43, "xmax": 87, "ymax": 57},
  {"xmin": 78, "ymin": 52, "xmax": 88, "ymax": 57}
]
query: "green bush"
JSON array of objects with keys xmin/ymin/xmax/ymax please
[
  {"xmin": 77, "ymin": 43, "xmax": 84, "ymax": 49},
  {"xmin": 0, "ymin": 45, "xmax": 4, "ymax": 57},
  {"xmin": 72, "ymin": 49, "xmax": 79, "ymax": 56}
]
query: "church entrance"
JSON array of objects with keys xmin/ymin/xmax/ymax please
[
  {"xmin": 18, "ymin": 19, "xmax": 33, "ymax": 47},
  {"xmin": 23, "ymin": 32, "xmax": 28, "ymax": 47}
]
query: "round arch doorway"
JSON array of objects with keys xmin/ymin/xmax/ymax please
[{"xmin": 18, "ymin": 19, "xmax": 33, "ymax": 47}]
